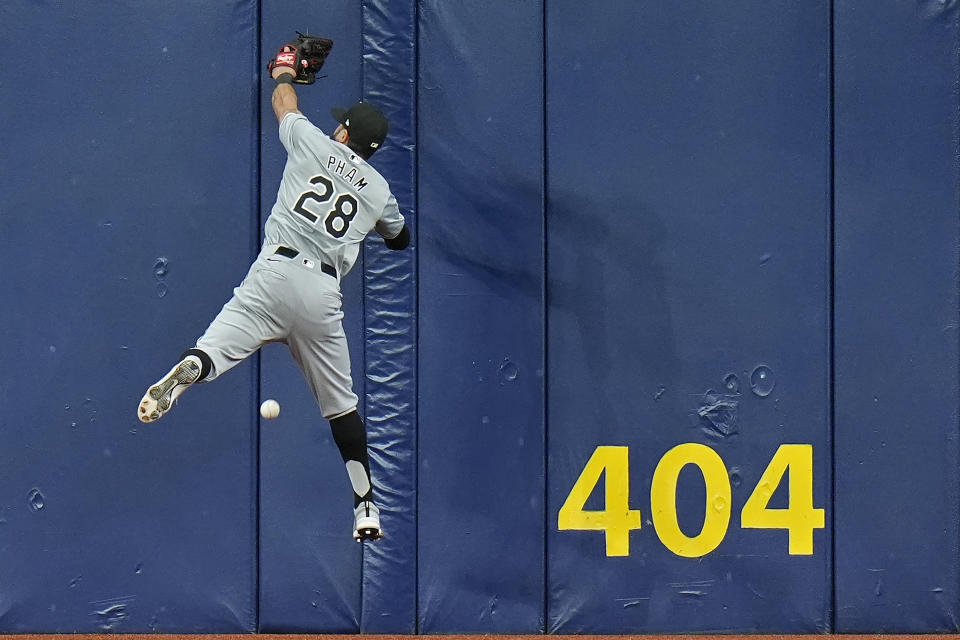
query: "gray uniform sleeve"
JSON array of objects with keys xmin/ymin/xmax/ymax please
[
  {"xmin": 374, "ymin": 194, "xmax": 406, "ymax": 239},
  {"xmin": 279, "ymin": 111, "xmax": 317, "ymax": 155}
]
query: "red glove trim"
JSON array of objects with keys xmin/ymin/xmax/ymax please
[{"xmin": 275, "ymin": 50, "xmax": 297, "ymax": 68}]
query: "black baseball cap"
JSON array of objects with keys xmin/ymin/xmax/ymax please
[{"xmin": 331, "ymin": 101, "xmax": 389, "ymax": 155}]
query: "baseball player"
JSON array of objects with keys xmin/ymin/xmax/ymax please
[{"xmin": 137, "ymin": 38, "xmax": 409, "ymax": 542}]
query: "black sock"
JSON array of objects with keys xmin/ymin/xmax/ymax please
[{"xmin": 329, "ymin": 410, "xmax": 373, "ymax": 507}]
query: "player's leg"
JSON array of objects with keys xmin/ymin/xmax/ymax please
[
  {"xmin": 287, "ymin": 286, "xmax": 382, "ymax": 541},
  {"xmin": 329, "ymin": 409, "xmax": 382, "ymax": 541},
  {"xmin": 289, "ymin": 333, "xmax": 383, "ymax": 541},
  {"xmin": 138, "ymin": 263, "xmax": 289, "ymax": 423}
]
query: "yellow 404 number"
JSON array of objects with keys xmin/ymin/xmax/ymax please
[{"xmin": 558, "ymin": 444, "xmax": 824, "ymax": 558}]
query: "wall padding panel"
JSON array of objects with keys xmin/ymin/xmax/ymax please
[
  {"xmin": 360, "ymin": 0, "xmax": 419, "ymax": 632},
  {"xmin": 833, "ymin": 0, "xmax": 960, "ymax": 632},
  {"xmin": 258, "ymin": 1, "xmax": 365, "ymax": 632},
  {"xmin": 546, "ymin": 0, "xmax": 832, "ymax": 633},
  {"xmin": 417, "ymin": 0, "xmax": 546, "ymax": 632},
  {"xmin": 0, "ymin": 0, "xmax": 259, "ymax": 632}
]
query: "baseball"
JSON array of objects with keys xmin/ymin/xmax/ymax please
[{"xmin": 260, "ymin": 399, "xmax": 281, "ymax": 419}]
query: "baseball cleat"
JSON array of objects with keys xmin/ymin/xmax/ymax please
[
  {"xmin": 138, "ymin": 357, "xmax": 201, "ymax": 423},
  {"xmin": 353, "ymin": 501, "xmax": 383, "ymax": 542}
]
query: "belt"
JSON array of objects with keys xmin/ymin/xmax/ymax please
[{"xmin": 274, "ymin": 246, "xmax": 337, "ymax": 279}]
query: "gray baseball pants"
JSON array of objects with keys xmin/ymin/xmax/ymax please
[{"xmin": 193, "ymin": 244, "xmax": 358, "ymax": 419}]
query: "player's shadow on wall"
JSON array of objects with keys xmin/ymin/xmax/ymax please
[
  {"xmin": 420, "ymin": 146, "xmax": 679, "ymax": 434},
  {"xmin": 548, "ymin": 188, "xmax": 679, "ymax": 433}
]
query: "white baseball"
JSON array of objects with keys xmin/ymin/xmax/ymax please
[{"xmin": 260, "ymin": 399, "xmax": 280, "ymax": 419}]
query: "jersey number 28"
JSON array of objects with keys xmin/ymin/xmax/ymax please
[{"xmin": 292, "ymin": 175, "xmax": 359, "ymax": 239}]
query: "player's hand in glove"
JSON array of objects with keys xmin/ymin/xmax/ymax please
[
  {"xmin": 267, "ymin": 44, "xmax": 299, "ymax": 80},
  {"xmin": 267, "ymin": 33, "xmax": 334, "ymax": 84}
]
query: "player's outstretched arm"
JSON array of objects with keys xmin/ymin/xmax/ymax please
[
  {"xmin": 267, "ymin": 44, "xmax": 301, "ymax": 122},
  {"xmin": 272, "ymin": 77, "xmax": 300, "ymax": 122}
]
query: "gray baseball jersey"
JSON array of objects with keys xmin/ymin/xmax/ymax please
[
  {"xmin": 192, "ymin": 110, "xmax": 405, "ymax": 418},
  {"xmin": 266, "ymin": 111, "xmax": 405, "ymax": 275}
]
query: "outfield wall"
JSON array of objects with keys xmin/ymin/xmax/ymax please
[{"xmin": 0, "ymin": 0, "xmax": 956, "ymax": 633}]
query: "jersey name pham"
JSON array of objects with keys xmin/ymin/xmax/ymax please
[{"xmin": 327, "ymin": 155, "xmax": 369, "ymax": 191}]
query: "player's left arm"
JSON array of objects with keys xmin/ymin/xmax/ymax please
[
  {"xmin": 272, "ymin": 74, "xmax": 300, "ymax": 122},
  {"xmin": 271, "ymin": 64, "xmax": 307, "ymax": 154},
  {"xmin": 269, "ymin": 45, "xmax": 301, "ymax": 122}
]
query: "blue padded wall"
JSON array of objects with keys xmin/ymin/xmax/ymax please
[
  {"xmin": 833, "ymin": 0, "xmax": 960, "ymax": 632},
  {"xmin": 417, "ymin": 0, "xmax": 546, "ymax": 632},
  {"xmin": 359, "ymin": 0, "xmax": 419, "ymax": 633},
  {"xmin": 257, "ymin": 0, "xmax": 365, "ymax": 632},
  {"xmin": 6, "ymin": 0, "xmax": 960, "ymax": 634},
  {"xmin": 0, "ymin": 1, "xmax": 259, "ymax": 632},
  {"xmin": 546, "ymin": 1, "xmax": 831, "ymax": 633}
]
